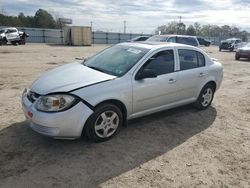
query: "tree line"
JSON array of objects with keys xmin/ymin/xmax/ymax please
[
  {"xmin": 0, "ymin": 9, "xmax": 62, "ymax": 29},
  {"xmin": 155, "ymin": 21, "xmax": 249, "ymax": 41}
]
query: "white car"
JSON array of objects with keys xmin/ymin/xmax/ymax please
[
  {"xmin": 0, "ymin": 27, "xmax": 27, "ymax": 45},
  {"xmin": 22, "ymin": 42, "xmax": 223, "ymax": 142}
]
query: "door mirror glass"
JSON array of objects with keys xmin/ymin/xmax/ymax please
[{"xmin": 135, "ymin": 69, "xmax": 157, "ymax": 80}]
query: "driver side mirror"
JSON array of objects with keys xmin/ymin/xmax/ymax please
[{"xmin": 135, "ymin": 69, "xmax": 157, "ymax": 80}]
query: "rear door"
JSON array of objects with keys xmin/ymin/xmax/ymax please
[
  {"xmin": 176, "ymin": 48, "xmax": 207, "ymax": 100},
  {"xmin": 132, "ymin": 48, "xmax": 180, "ymax": 114}
]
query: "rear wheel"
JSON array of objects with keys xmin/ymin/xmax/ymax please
[
  {"xmin": 194, "ymin": 84, "xmax": 215, "ymax": 110},
  {"xmin": 219, "ymin": 48, "xmax": 221, "ymax": 51},
  {"xmin": 84, "ymin": 103, "xmax": 123, "ymax": 142},
  {"xmin": 235, "ymin": 55, "xmax": 240, "ymax": 60},
  {"xmin": 3, "ymin": 38, "xmax": 7, "ymax": 45}
]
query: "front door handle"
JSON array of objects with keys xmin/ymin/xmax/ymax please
[
  {"xmin": 168, "ymin": 78, "xmax": 177, "ymax": 84},
  {"xmin": 199, "ymin": 72, "xmax": 208, "ymax": 77}
]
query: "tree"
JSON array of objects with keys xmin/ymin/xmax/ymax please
[
  {"xmin": 34, "ymin": 9, "xmax": 57, "ymax": 28},
  {"xmin": 194, "ymin": 22, "xmax": 201, "ymax": 36},
  {"xmin": 186, "ymin": 25, "xmax": 196, "ymax": 36},
  {"xmin": 177, "ymin": 22, "xmax": 186, "ymax": 35}
]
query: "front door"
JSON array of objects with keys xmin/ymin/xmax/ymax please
[{"xmin": 132, "ymin": 49, "xmax": 180, "ymax": 114}]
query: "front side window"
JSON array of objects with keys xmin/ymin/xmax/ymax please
[
  {"xmin": 84, "ymin": 45, "xmax": 149, "ymax": 77},
  {"xmin": 141, "ymin": 50, "xmax": 175, "ymax": 76},
  {"xmin": 178, "ymin": 49, "xmax": 205, "ymax": 70}
]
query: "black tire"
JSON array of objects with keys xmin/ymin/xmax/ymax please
[
  {"xmin": 219, "ymin": 48, "xmax": 221, "ymax": 51},
  {"xmin": 230, "ymin": 47, "xmax": 234, "ymax": 52},
  {"xmin": 84, "ymin": 103, "xmax": 123, "ymax": 142},
  {"xmin": 11, "ymin": 41, "xmax": 17, "ymax": 46},
  {"xmin": 194, "ymin": 83, "xmax": 215, "ymax": 110},
  {"xmin": 3, "ymin": 38, "xmax": 7, "ymax": 45},
  {"xmin": 235, "ymin": 56, "xmax": 240, "ymax": 60}
]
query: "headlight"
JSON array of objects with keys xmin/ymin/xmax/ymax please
[{"xmin": 35, "ymin": 94, "xmax": 77, "ymax": 112}]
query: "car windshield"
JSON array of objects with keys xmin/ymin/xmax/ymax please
[
  {"xmin": 147, "ymin": 35, "xmax": 169, "ymax": 42},
  {"xmin": 83, "ymin": 45, "xmax": 149, "ymax": 76},
  {"xmin": 226, "ymin": 39, "xmax": 235, "ymax": 43}
]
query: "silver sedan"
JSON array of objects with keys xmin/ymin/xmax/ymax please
[{"xmin": 22, "ymin": 42, "xmax": 223, "ymax": 142}]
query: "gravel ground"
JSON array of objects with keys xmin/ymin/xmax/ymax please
[{"xmin": 0, "ymin": 44, "xmax": 249, "ymax": 188}]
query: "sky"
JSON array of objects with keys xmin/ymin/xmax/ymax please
[{"xmin": 0, "ymin": 0, "xmax": 249, "ymax": 34}]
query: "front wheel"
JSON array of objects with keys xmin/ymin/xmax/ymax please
[
  {"xmin": 84, "ymin": 103, "xmax": 123, "ymax": 142},
  {"xmin": 194, "ymin": 84, "xmax": 215, "ymax": 110}
]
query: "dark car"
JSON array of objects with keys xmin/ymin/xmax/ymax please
[
  {"xmin": 146, "ymin": 35, "xmax": 199, "ymax": 47},
  {"xmin": 197, "ymin": 37, "xmax": 211, "ymax": 46},
  {"xmin": 235, "ymin": 43, "xmax": 250, "ymax": 60},
  {"xmin": 219, "ymin": 38, "xmax": 242, "ymax": 52},
  {"xmin": 127, "ymin": 36, "xmax": 150, "ymax": 42}
]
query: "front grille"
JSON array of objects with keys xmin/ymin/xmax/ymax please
[
  {"xmin": 27, "ymin": 91, "xmax": 40, "ymax": 103},
  {"xmin": 221, "ymin": 43, "xmax": 230, "ymax": 48}
]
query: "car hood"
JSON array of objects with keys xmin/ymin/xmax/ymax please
[
  {"xmin": 31, "ymin": 62, "xmax": 116, "ymax": 95},
  {"xmin": 239, "ymin": 46, "xmax": 250, "ymax": 51},
  {"xmin": 221, "ymin": 40, "xmax": 233, "ymax": 44}
]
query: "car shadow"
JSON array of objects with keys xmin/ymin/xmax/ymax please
[
  {"xmin": 0, "ymin": 105, "xmax": 217, "ymax": 187},
  {"xmin": 236, "ymin": 58, "xmax": 250, "ymax": 62}
]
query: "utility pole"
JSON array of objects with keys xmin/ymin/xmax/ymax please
[
  {"xmin": 124, "ymin": 20, "xmax": 126, "ymax": 33},
  {"xmin": 179, "ymin": 16, "xmax": 182, "ymax": 24}
]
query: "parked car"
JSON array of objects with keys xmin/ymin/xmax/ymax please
[
  {"xmin": 235, "ymin": 43, "xmax": 250, "ymax": 60},
  {"xmin": 22, "ymin": 42, "xmax": 223, "ymax": 142},
  {"xmin": 219, "ymin": 38, "xmax": 242, "ymax": 52},
  {"xmin": 146, "ymin": 35, "xmax": 199, "ymax": 47},
  {"xmin": 0, "ymin": 27, "xmax": 28, "ymax": 45},
  {"xmin": 127, "ymin": 36, "xmax": 150, "ymax": 42},
  {"xmin": 197, "ymin": 37, "xmax": 211, "ymax": 46}
]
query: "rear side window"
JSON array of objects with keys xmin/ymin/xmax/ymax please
[
  {"xmin": 143, "ymin": 50, "xmax": 175, "ymax": 75},
  {"xmin": 178, "ymin": 49, "xmax": 205, "ymax": 70},
  {"xmin": 197, "ymin": 52, "xmax": 205, "ymax": 67},
  {"xmin": 177, "ymin": 37, "xmax": 198, "ymax": 46}
]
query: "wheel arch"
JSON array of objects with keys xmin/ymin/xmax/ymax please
[
  {"xmin": 94, "ymin": 99, "xmax": 128, "ymax": 126},
  {"xmin": 205, "ymin": 80, "xmax": 216, "ymax": 91}
]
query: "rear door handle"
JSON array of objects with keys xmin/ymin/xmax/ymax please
[
  {"xmin": 199, "ymin": 72, "xmax": 208, "ymax": 77},
  {"xmin": 168, "ymin": 78, "xmax": 177, "ymax": 84}
]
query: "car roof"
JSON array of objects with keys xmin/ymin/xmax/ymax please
[
  {"xmin": 118, "ymin": 41, "xmax": 198, "ymax": 50},
  {"xmin": 226, "ymin": 38, "xmax": 241, "ymax": 40},
  {"xmin": 0, "ymin": 27, "xmax": 17, "ymax": 30},
  {"xmin": 152, "ymin": 34, "xmax": 197, "ymax": 38}
]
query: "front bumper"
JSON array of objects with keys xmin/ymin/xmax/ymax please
[
  {"xmin": 22, "ymin": 93, "xmax": 93, "ymax": 139},
  {"xmin": 220, "ymin": 44, "xmax": 233, "ymax": 50}
]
